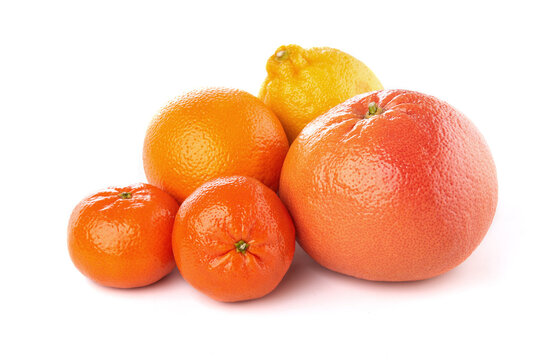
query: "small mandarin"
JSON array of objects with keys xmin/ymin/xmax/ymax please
[
  {"xmin": 68, "ymin": 183, "xmax": 179, "ymax": 288},
  {"xmin": 172, "ymin": 176, "xmax": 295, "ymax": 302}
]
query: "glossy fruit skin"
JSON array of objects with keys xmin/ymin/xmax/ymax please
[
  {"xmin": 172, "ymin": 176, "xmax": 295, "ymax": 302},
  {"xmin": 280, "ymin": 89, "xmax": 498, "ymax": 282},
  {"xmin": 259, "ymin": 44, "xmax": 383, "ymax": 143},
  {"xmin": 143, "ymin": 87, "xmax": 289, "ymax": 203},
  {"xmin": 68, "ymin": 183, "xmax": 179, "ymax": 288}
]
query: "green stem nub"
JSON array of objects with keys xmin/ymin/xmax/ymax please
[
  {"xmin": 118, "ymin": 192, "xmax": 132, "ymax": 199},
  {"xmin": 275, "ymin": 50, "xmax": 289, "ymax": 61},
  {"xmin": 234, "ymin": 240, "xmax": 249, "ymax": 254},
  {"xmin": 368, "ymin": 102, "xmax": 379, "ymax": 115}
]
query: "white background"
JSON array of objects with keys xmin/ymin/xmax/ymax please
[{"xmin": 1, "ymin": 1, "xmax": 539, "ymax": 359}]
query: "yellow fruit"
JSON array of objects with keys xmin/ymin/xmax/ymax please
[{"xmin": 259, "ymin": 44, "xmax": 383, "ymax": 142}]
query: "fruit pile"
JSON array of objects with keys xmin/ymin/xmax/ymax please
[{"xmin": 68, "ymin": 44, "xmax": 498, "ymax": 302}]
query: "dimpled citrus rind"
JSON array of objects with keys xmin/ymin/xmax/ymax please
[{"xmin": 280, "ymin": 89, "xmax": 497, "ymax": 281}]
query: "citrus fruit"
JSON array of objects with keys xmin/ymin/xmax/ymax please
[
  {"xmin": 259, "ymin": 44, "xmax": 383, "ymax": 142},
  {"xmin": 279, "ymin": 89, "xmax": 498, "ymax": 281},
  {"xmin": 68, "ymin": 183, "xmax": 179, "ymax": 288},
  {"xmin": 172, "ymin": 176, "xmax": 295, "ymax": 302},
  {"xmin": 143, "ymin": 87, "xmax": 289, "ymax": 203}
]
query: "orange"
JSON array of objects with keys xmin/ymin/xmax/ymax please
[
  {"xmin": 172, "ymin": 176, "xmax": 295, "ymax": 302},
  {"xmin": 68, "ymin": 183, "xmax": 179, "ymax": 288},
  {"xmin": 143, "ymin": 87, "xmax": 289, "ymax": 203},
  {"xmin": 279, "ymin": 89, "xmax": 498, "ymax": 281}
]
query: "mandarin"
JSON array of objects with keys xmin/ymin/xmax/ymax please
[
  {"xmin": 172, "ymin": 176, "xmax": 295, "ymax": 302},
  {"xmin": 68, "ymin": 183, "xmax": 179, "ymax": 288}
]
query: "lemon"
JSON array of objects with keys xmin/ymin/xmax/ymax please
[{"xmin": 259, "ymin": 44, "xmax": 383, "ymax": 142}]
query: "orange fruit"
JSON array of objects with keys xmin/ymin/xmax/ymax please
[
  {"xmin": 143, "ymin": 87, "xmax": 289, "ymax": 203},
  {"xmin": 68, "ymin": 183, "xmax": 179, "ymax": 288},
  {"xmin": 280, "ymin": 89, "xmax": 498, "ymax": 281},
  {"xmin": 172, "ymin": 176, "xmax": 295, "ymax": 302}
]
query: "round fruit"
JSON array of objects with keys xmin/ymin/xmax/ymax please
[
  {"xmin": 68, "ymin": 183, "xmax": 179, "ymax": 288},
  {"xmin": 279, "ymin": 89, "xmax": 498, "ymax": 282},
  {"xmin": 259, "ymin": 44, "xmax": 383, "ymax": 143},
  {"xmin": 172, "ymin": 176, "xmax": 295, "ymax": 302},
  {"xmin": 143, "ymin": 87, "xmax": 289, "ymax": 203}
]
